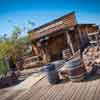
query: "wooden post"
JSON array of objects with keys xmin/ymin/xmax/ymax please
[
  {"xmin": 77, "ymin": 26, "xmax": 83, "ymax": 42},
  {"xmin": 85, "ymin": 26, "xmax": 90, "ymax": 44},
  {"xmin": 77, "ymin": 25, "xmax": 86, "ymax": 48},
  {"xmin": 65, "ymin": 31, "xmax": 75, "ymax": 55},
  {"xmin": 32, "ymin": 44, "xmax": 40, "ymax": 56}
]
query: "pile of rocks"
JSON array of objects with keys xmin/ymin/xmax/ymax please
[{"xmin": 83, "ymin": 46, "xmax": 100, "ymax": 74}]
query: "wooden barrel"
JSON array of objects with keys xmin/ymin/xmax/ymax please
[{"xmin": 65, "ymin": 56, "xmax": 86, "ymax": 82}]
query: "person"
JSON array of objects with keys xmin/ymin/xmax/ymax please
[
  {"xmin": 8, "ymin": 56, "xmax": 16, "ymax": 71},
  {"xmin": 8, "ymin": 56, "xmax": 18, "ymax": 83}
]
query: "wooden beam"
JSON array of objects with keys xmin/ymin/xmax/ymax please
[
  {"xmin": 85, "ymin": 26, "xmax": 91, "ymax": 40},
  {"xmin": 32, "ymin": 44, "xmax": 40, "ymax": 56},
  {"xmin": 65, "ymin": 31, "xmax": 75, "ymax": 55},
  {"xmin": 77, "ymin": 26, "xmax": 86, "ymax": 48},
  {"xmin": 77, "ymin": 26, "xmax": 83, "ymax": 43}
]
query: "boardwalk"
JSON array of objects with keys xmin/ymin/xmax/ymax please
[{"xmin": 0, "ymin": 75, "xmax": 100, "ymax": 100}]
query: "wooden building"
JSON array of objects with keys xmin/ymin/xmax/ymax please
[{"xmin": 28, "ymin": 12, "xmax": 99, "ymax": 62}]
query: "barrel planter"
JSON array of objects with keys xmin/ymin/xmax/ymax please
[
  {"xmin": 44, "ymin": 64, "xmax": 60, "ymax": 84},
  {"xmin": 65, "ymin": 56, "xmax": 86, "ymax": 82}
]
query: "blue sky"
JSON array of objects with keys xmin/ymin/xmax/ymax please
[{"xmin": 0, "ymin": 0, "xmax": 100, "ymax": 36}]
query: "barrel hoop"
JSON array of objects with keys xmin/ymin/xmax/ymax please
[
  {"xmin": 68, "ymin": 72, "xmax": 86, "ymax": 79},
  {"xmin": 70, "ymin": 75, "xmax": 85, "ymax": 81},
  {"xmin": 66, "ymin": 64, "xmax": 84, "ymax": 70},
  {"xmin": 67, "ymin": 66, "xmax": 86, "ymax": 76},
  {"xmin": 66, "ymin": 57, "xmax": 80, "ymax": 63},
  {"xmin": 66, "ymin": 61, "xmax": 81, "ymax": 67}
]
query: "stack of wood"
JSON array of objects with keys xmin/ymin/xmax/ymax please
[
  {"xmin": 83, "ymin": 46, "xmax": 100, "ymax": 74},
  {"xmin": 62, "ymin": 49, "xmax": 72, "ymax": 60}
]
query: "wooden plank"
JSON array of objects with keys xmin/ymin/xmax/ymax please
[
  {"xmin": 44, "ymin": 83, "xmax": 64, "ymax": 100},
  {"xmin": 88, "ymin": 32, "xmax": 99, "ymax": 36},
  {"xmin": 0, "ymin": 90, "xmax": 22, "ymax": 100},
  {"xmin": 93, "ymin": 79, "xmax": 100, "ymax": 100},
  {"xmin": 78, "ymin": 80, "xmax": 95, "ymax": 100},
  {"xmin": 71, "ymin": 81, "xmax": 88, "ymax": 100},
  {"xmin": 84, "ymin": 79, "xmax": 99, "ymax": 100},
  {"xmin": 18, "ymin": 77, "xmax": 47, "ymax": 100},
  {"xmin": 16, "ymin": 75, "xmax": 100, "ymax": 100},
  {"xmin": 70, "ymin": 79, "xmax": 99, "ymax": 100},
  {"xmin": 0, "ymin": 89, "xmax": 9, "ymax": 97},
  {"xmin": 18, "ymin": 87, "xmax": 42, "ymax": 100},
  {"xmin": 65, "ymin": 31, "xmax": 75, "ymax": 55},
  {"xmin": 4, "ymin": 90, "xmax": 24, "ymax": 100},
  {"xmin": 65, "ymin": 82, "xmax": 81, "ymax": 100},
  {"xmin": 0, "ymin": 90, "xmax": 15, "ymax": 100},
  {"xmin": 39, "ymin": 84, "xmax": 58, "ymax": 100},
  {"xmin": 53, "ymin": 81, "xmax": 73, "ymax": 100},
  {"xmin": 58, "ymin": 82, "xmax": 78, "ymax": 100},
  {"xmin": 30, "ymin": 77, "xmax": 53, "ymax": 100},
  {"xmin": 14, "ymin": 90, "xmax": 27, "ymax": 100},
  {"xmin": 70, "ymin": 82, "xmax": 85, "ymax": 100},
  {"xmin": 29, "ymin": 84, "xmax": 52, "ymax": 100}
]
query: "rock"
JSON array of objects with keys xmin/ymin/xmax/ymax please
[{"xmin": 83, "ymin": 46, "xmax": 100, "ymax": 74}]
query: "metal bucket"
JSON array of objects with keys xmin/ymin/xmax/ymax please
[
  {"xmin": 65, "ymin": 56, "xmax": 86, "ymax": 82},
  {"xmin": 44, "ymin": 64, "xmax": 60, "ymax": 84}
]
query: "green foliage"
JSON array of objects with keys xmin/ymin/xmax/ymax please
[
  {"xmin": 0, "ymin": 26, "xmax": 30, "ymax": 62},
  {"xmin": 31, "ymin": 39, "xmax": 36, "ymax": 45},
  {"xmin": 27, "ymin": 20, "xmax": 35, "ymax": 27},
  {"xmin": 0, "ymin": 42, "xmax": 12, "ymax": 59},
  {"xmin": 0, "ymin": 20, "xmax": 35, "ymax": 74},
  {"xmin": 0, "ymin": 59, "xmax": 8, "ymax": 75},
  {"xmin": 13, "ymin": 25, "xmax": 21, "ymax": 33}
]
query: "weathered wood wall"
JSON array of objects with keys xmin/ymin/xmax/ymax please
[
  {"xmin": 85, "ymin": 25, "xmax": 99, "ymax": 33},
  {"xmin": 63, "ymin": 13, "xmax": 77, "ymax": 27},
  {"xmin": 77, "ymin": 25, "xmax": 89, "ymax": 48},
  {"xmin": 47, "ymin": 33, "xmax": 68, "ymax": 60},
  {"xmin": 78, "ymin": 25, "xmax": 99, "ymax": 46},
  {"xmin": 68, "ymin": 29, "xmax": 80, "ymax": 52}
]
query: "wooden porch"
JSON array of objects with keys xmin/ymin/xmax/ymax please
[{"xmin": 0, "ymin": 74, "xmax": 100, "ymax": 100}]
